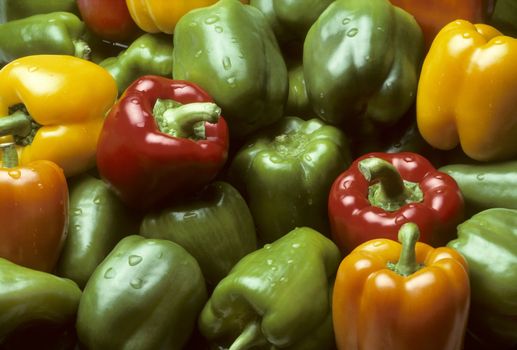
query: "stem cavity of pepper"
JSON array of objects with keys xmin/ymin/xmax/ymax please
[
  {"xmin": 387, "ymin": 222, "xmax": 423, "ymax": 276},
  {"xmin": 152, "ymin": 98, "xmax": 221, "ymax": 140},
  {"xmin": 358, "ymin": 157, "xmax": 424, "ymax": 212},
  {"xmin": 0, "ymin": 104, "xmax": 40, "ymax": 147}
]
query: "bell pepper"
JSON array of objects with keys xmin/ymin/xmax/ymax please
[
  {"xmin": 333, "ymin": 222, "xmax": 470, "ymax": 350},
  {"xmin": 285, "ymin": 62, "xmax": 314, "ymax": 120},
  {"xmin": 440, "ymin": 160, "xmax": 517, "ymax": 217},
  {"xmin": 487, "ymin": 0, "xmax": 517, "ymax": 37},
  {"xmin": 303, "ymin": 0, "xmax": 424, "ymax": 128},
  {"xmin": 0, "ymin": 0, "xmax": 79, "ymax": 23},
  {"xmin": 76, "ymin": 235, "xmax": 207, "ymax": 350},
  {"xmin": 77, "ymin": 0, "xmax": 140, "ymax": 43},
  {"xmin": 388, "ymin": 0, "xmax": 487, "ymax": 48},
  {"xmin": 100, "ymin": 33, "xmax": 174, "ymax": 96},
  {"xmin": 0, "ymin": 12, "xmax": 90, "ymax": 65},
  {"xmin": 448, "ymin": 208, "xmax": 517, "ymax": 348},
  {"xmin": 250, "ymin": 0, "xmax": 334, "ymax": 43},
  {"xmin": 126, "ymin": 0, "xmax": 249, "ymax": 34},
  {"xmin": 199, "ymin": 226, "xmax": 340, "ymax": 350},
  {"xmin": 0, "ymin": 142, "xmax": 67, "ymax": 273},
  {"xmin": 328, "ymin": 152, "xmax": 464, "ymax": 253},
  {"xmin": 140, "ymin": 181, "xmax": 257, "ymax": 286},
  {"xmin": 0, "ymin": 256, "xmax": 81, "ymax": 342},
  {"xmin": 56, "ymin": 174, "xmax": 138, "ymax": 289},
  {"xmin": 0, "ymin": 55, "xmax": 118, "ymax": 177},
  {"xmin": 417, "ymin": 20, "xmax": 517, "ymax": 162},
  {"xmin": 172, "ymin": 0, "xmax": 288, "ymax": 139},
  {"xmin": 96, "ymin": 75, "xmax": 229, "ymax": 210},
  {"xmin": 228, "ymin": 116, "xmax": 352, "ymax": 244}
]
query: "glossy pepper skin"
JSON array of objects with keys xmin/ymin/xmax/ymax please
[
  {"xmin": 100, "ymin": 33, "xmax": 174, "ymax": 96},
  {"xmin": 250, "ymin": 0, "xmax": 333, "ymax": 42},
  {"xmin": 440, "ymin": 160, "xmax": 517, "ymax": 217},
  {"xmin": 76, "ymin": 235, "xmax": 207, "ymax": 350},
  {"xmin": 0, "ymin": 0, "xmax": 79, "ymax": 23},
  {"xmin": 329, "ymin": 152, "xmax": 464, "ymax": 253},
  {"xmin": 0, "ymin": 257, "xmax": 81, "ymax": 342},
  {"xmin": 57, "ymin": 174, "xmax": 138, "ymax": 289},
  {"xmin": 140, "ymin": 181, "xmax": 257, "ymax": 286},
  {"xmin": 173, "ymin": 0, "xmax": 288, "ymax": 139},
  {"xmin": 417, "ymin": 20, "xmax": 517, "ymax": 162},
  {"xmin": 0, "ymin": 12, "xmax": 90, "ymax": 65},
  {"xmin": 229, "ymin": 116, "xmax": 352, "ymax": 244},
  {"xmin": 488, "ymin": 0, "xmax": 517, "ymax": 37},
  {"xmin": 126, "ymin": 0, "xmax": 249, "ymax": 34},
  {"xmin": 448, "ymin": 208, "xmax": 517, "ymax": 348},
  {"xmin": 199, "ymin": 227, "xmax": 340, "ymax": 350},
  {"xmin": 96, "ymin": 75, "xmax": 229, "ymax": 210},
  {"xmin": 0, "ymin": 144, "xmax": 68, "ymax": 273},
  {"xmin": 333, "ymin": 223, "xmax": 470, "ymax": 350},
  {"xmin": 0, "ymin": 55, "xmax": 118, "ymax": 177},
  {"xmin": 303, "ymin": 0, "xmax": 424, "ymax": 127}
]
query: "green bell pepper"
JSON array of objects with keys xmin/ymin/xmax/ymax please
[
  {"xmin": 285, "ymin": 63, "xmax": 314, "ymax": 120},
  {"xmin": 0, "ymin": 257, "xmax": 81, "ymax": 341},
  {"xmin": 139, "ymin": 181, "xmax": 257, "ymax": 287},
  {"xmin": 448, "ymin": 208, "xmax": 517, "ymax": 348},
  {"xmin": 439, "ymin": 160, "xmax": 517, "ymax": 217},
  {"xmin": 487, "ymin": 0, "xmax": 517, "ymax": 37},
  {"xmin": 0, "ymin": 12, "xmax": 89, "ymax": 65},
  {"xmin": 199, "ymin": 226, "xmax": 340, "ymax": 350},
  {"xmin": 303, "ymin": 0, "xmax": 424, "ymax": 127},
  {"xmin": 76, "ymin": 235, "xmax": 207, "ymax": 350},
  {"xmin": 172, "ymin": 0, "xmax": 288, "ymax": 139},
  {"xmin": 0, "ymin": 0, "xmax": 79, "ymax": 23},
  {"xmin": 56, "ymin": 174, "xmax": 138, "ymax": 289},
  {"xmin": 100, "ymin": 33, "xmax": 174, "ymax": 95},
  {"xmin": 249, "ymin": 0, "xmax": 334, "ymax": 43},
  {"xmin": 229, "ymin": 116, "xmax": 351, "ymax": 243}
]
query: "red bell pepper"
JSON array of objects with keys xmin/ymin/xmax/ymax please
[
  {"xmin": 96, "ymin": 75, "xmax": 229, "ymax": 210},
  {"xmin": 328, "ymin": 152, "xmax": 464, "ymax": 253}
]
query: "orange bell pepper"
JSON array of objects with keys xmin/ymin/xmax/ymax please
[
  {"xmin": 389, "ymin": 0, "xmax": 487, "ymax": 48},
  {"xmin": 333, "ymin": 223, "xmax": 470, "ymax": 350},
  {"xmin": 0, "ymin": 143, "xmax": 68, "ymax": 272},
  {"xmin": 0, "ymin": 55, "xmax": 117, "ymax": 177},
  {"xmin": 416, "ymin": 20, "xmax": 517, "ymax": 162},
  {"xmin": 126, "ymin": 0, "xmax": 249, "ymax": 34}
]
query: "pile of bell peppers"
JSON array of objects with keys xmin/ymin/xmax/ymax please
[{"xmin": 1, "ymin": 0, "xmax": 517, "ymax": 349}]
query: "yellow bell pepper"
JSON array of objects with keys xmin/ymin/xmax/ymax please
[
  {"xmin": 417, "ymin": 20, "xmax": 517, "ymax": 162},
  {"xmin": 0, "ymin": 55, "xmax": 117, "ymax": 177},
  {"xmin": 126, "ymin": 0, "xmax": 249, "ymax": 34}
]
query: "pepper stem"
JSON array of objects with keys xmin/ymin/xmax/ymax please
[
  {"xmin": 388, "ymin": 223, "xmax": 421, "ymax": 276},
  {"xmin": 0, "ymin": 110, "xmax": 32, "ymax": 138},
  {"xmin": 229, "ymin": 320, "xmax": 267, "ymax": 350},
  {"xmin": 73, "ymin": 39, "xmax": 92, "ymax": 60},
  {"xmin": 358, "ymin": 157, "xmax": 423, "ymax": 212},
  {"xmin": 1, "ymin": 143, "xmax": 19, "ymax": 168},
  {"xmin": 153, "ymin": 98, "xmax": 221, "ymax": 139}
]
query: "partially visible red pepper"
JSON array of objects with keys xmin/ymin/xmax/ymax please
[
  {"xmin": 96, "ymin": 75, "xmax": 229, "ymax": 210},
  {"xmin": 328, "ymin": 152, "xmax": 464, "ymax": 253}
]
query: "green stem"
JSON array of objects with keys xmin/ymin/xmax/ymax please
[
  {"xmin": 73, "ymin": 39, "xmax": 92, "ymax": 60},
  {"xmin": 1, "ymin": 143, "xmax": 19, "ymax": 168},
  {"xmin": 229, "ymin": 321, "xmax": 266, "ymax": 350},
  {"xmin": 153, "ymin": 98, "xmax": 221, "ymax": 139},
  {"xmin": 0, "ymin": 110, "xmax": 32, "ymax": 138},
  {"xmin": 388, "ymin": 223, "xmax": 421, "ymax": 276}
]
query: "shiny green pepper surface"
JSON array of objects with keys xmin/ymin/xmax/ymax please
[{"xmin": 0, "ymin": 0, "xmax": 79, "ymax": 23}]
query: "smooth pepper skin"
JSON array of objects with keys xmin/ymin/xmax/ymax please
[
  {"xmin": 199, "ymin": 227, "xmax": 340, "ymax": 350},
  {"xmin": 303, "ymin": 0, "xmax": 424, "ymax": 127},
  {"xmin": 249, "ymin": 0, "xmax": 334, "ymax": 42},
  {"xmin": 0, "ymin": 0, "xmax": 79, "ymax": 23},
  {"xmin": 96, "ymin": 75, "xmax": 229, "ymax": 210},
  {"xmin": 333, "ymin": 223, "xmax": 470, "ymax": 350},
  {"xmin": 173, "ymin": 0, "xmax": 288, "ymax": 139},
  {"xmin": 448, "ymin": 208, "xmax": 517, "ymax": 348},
  {"xmin": 488, "ymin": 0, "xmax": 517, "ymax": 37},
  {"xmin": 0, "ymin": 12, "xmax": 90, "ymax": 65},
  {"xmin": 100, "ymin": 33, "xmax": 174, "ymax": 96},
  {"xmin": 440, "ymin": 160, "xmax": 517, "ymax": 217},
  {"xmin": 76, "ymin": 235, "xmax": 207, "ymax": 350},
  {"xmin": 0, "ymin": 55, "xmax": 118, "ymax": 177},
  {"xmin": 228, "ymin": 116, "xmax": 352, "ymax": 244},
  {"xmin": 0, "ymin": 257, "xmax": 82, "ymax": 342},
  {"xmin": 57, "ymin": 174, "xmax": 138, "ymax": 289},
  {"xmin": 417, "ymin": 20, "xmax": 517, "ymax": 162},
  {"xmin": 329, "ymin": 152, "xmax": 465, "ymax": 253},
  {"xmin": 140, "ymin": 181, "xmax": 257, "ymax": 286}
]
